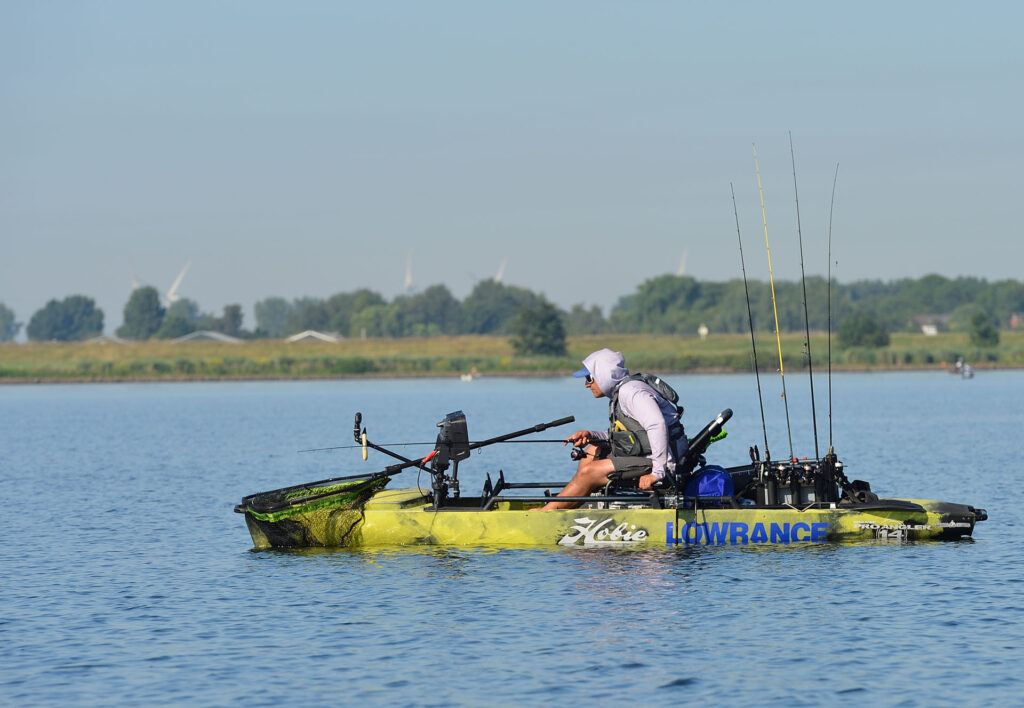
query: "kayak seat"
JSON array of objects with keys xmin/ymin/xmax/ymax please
[{"xmin": 603, "ymin": 467, "xmax": 648, "ymax": 493}]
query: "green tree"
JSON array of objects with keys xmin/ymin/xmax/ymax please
[
  {"xmin": 155, "ymin": 314, "xmax": 195, "ymax": 339},
  {"xmin": 510, "ymin": 300, "xmax": 567, "ymax": 356},
  {"xmin": 167, "ymin": 298, "xmax": 201, "ymax": 325},
  {"xmin": 968, "ymin": 311, "xmax": 1000, "ymax": 347},
  {"xmin": 285, "ymin": 297, "xmax": 331, "ymax": 333},
  {"xmin": 350, "ymin": 304, "xmax": 399, "ymax": 338},
  {"xmin": 197, "ymin": 305, "xmax": 244, "ymax": 336},
  {"xmin": 460, "ymin": 280, "xmax": 539, "ymax": 334},
  {"xmin": 118, "ymin": 287, "xmax": 165, "ymax": 339},
  {"xmin": 0, "ymin": 302, "xmax": 21, "ymax": 341},
  {"xmin": 326, "ymin": 289, "xmax": 387, "ymax": 336},
  {"xmin": 254, "ymin": 297, "xmax": 292, "ymax": 337},
  {"xmin": 949, "ymin": 303, "xmax": 984, "ymax": 332},
  {"xmin": 395, "ymin": 284, "xmax": 461, "ymax": 336},
  {"xmin": 838, "ymin": 314, "xmax": 889, "ymax": 348},
  {"xmin": 220, "ymin": 304, "xmax": 243, "ymax": 336},
  {"xmin": 565, "ymin": 304, "xmax": 606, "ymax": 335},
  {"xmin": 27, "ymin": 296, "xmax": 104, "ymax": 341}
]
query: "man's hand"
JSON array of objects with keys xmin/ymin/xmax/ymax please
[
  {"xmin": 564, "ymin": 430, "xmax": 592, "ymax": 447},
  {"xmin": 638, "ymin": 473, "xmax": 658, "ymax": 490}
]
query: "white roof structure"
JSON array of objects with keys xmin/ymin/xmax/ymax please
[
  {"xmin": 86, "ymin": 333, "xmax": 129, "ymax": 344},
  {"xmin": 173, "ymin": 330, "xmax": 243, "ymax": 343},
  {"xmin": 285, "ymin": 330, "xmax": 342, "ymax": 343}
]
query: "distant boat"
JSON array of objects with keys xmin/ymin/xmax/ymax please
[{"xmin": 948, "ymin": 358, "xmax": 974, "ymax": 379}]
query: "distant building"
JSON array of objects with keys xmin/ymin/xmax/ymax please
[
  {"xmin": 285, "ymin": 330, "xmax": 343, "ymax": 343},
  {"xmin": 173, "ymin": 330, "xmax": 243, "ymax": 343},
  {"xmin": 913, "ymin": 314, "xmax": 951, "ymax": 335}
]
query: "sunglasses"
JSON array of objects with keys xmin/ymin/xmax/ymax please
[{"xmin": 584, "ymin": 375, "xmax": 594, "ymax": 385}]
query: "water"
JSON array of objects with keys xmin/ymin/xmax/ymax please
[{"xmin": 2, "ymin": 372, "xmax": 1022, "ymax": 706}]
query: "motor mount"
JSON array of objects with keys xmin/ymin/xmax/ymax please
[{"xmin": 430, "ymin": 411, "xmax": 470, "ymax": 507}]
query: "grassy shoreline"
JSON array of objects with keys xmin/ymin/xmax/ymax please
[{"xmin": 2, "ymin": 332, "xmax": 1022, "ymax": 383}]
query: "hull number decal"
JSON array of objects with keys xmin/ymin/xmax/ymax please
[
  {"xmin": 666, "ymin": 521, "xmax": 829, "ymax": 546},
  {"xmin": 854, "ymin": 521, "xmax": 931, "ymax": 541},
  {"xmin": 559, "ymin": 517, "xmax": 649, "ymax": 546}
]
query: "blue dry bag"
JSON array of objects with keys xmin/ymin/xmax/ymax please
[{"xmin": 685, "ymin": 465, "xmax": 734, "ymax": 498}]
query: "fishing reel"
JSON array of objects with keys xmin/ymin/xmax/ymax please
[{"xmin": 570, "ymin": 446, "xmax": 587, "ymax": 461}]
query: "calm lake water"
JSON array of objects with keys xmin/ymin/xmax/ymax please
[{"xmin": 3, "ymin": 371, "xmax": 1022, "ymax": 706}]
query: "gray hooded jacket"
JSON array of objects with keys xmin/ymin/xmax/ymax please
[{"xmin": 581, "ymin": 348, "xmax": 681, "ymax": 480}]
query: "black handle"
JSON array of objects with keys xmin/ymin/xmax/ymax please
[{"xmin": 467, "ymin": 415, "xmax": 576, "ymax": 451}]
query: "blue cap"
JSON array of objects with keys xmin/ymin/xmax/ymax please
[{"xmin": 572, "ymin": 367, "xmax": 589, "ymax": 378}]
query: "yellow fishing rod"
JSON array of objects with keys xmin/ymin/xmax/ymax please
[{"xmin": 753, "ymin": 144, "xmax": 794, "ymax": 462}]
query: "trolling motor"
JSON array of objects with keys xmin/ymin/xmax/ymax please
[{"xmin": 428, "ymin": 411, "xmax": 471, "ymax": 508}]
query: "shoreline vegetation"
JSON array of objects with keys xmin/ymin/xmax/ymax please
[{"xmin": 2, "ymin": 332, "xmax": 1022, "ymax": 384}]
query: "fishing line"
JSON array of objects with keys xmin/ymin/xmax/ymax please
[
  {"xmin": 826, "ymin": 162, "xmax": 839, "ymax": 451},
  {"xmin": 753, "ymin": 144, "xmax": 795, "ymax": 462},
  {"xmin": 790, "ymin": 133, "xmax": 820, "ymax": 461},
  {"xmin": 731, "ymin": 182, "xmax": 771, "ymax": 462}
]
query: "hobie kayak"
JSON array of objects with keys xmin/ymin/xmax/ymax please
[{"xmin": 235, "ymin": 410, "xmax": 987, "ymax": 550}]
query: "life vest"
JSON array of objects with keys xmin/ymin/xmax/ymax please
[{"xmin": 607, "ymin": 374, "xmax": 685, "ymax": 459}]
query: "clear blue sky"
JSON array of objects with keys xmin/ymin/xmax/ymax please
[{"xmin": 3, "ymin": 1, "xmax": 1021, "ymax": 332}]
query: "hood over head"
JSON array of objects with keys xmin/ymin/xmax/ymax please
[{"xmin": 577, "ymin": 348, "xmax": 629, "ymax": 396}]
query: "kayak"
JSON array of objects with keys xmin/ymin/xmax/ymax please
[{"xmin": 235, "ymin": 410, "xmax": 987, "ymax": 550}]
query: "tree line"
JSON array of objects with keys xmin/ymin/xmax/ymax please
[{"xmin": 2, "ymin": 273, "xmax": 1020, "ymax": 348}]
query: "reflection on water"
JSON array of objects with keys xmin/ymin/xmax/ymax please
[{"xmin": 2, "ymin": 373, "xmax": 1021, "ymax": 705}]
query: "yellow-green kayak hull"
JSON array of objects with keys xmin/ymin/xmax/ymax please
[{"xmin": 241, "ymin": 487, "xmax": 982, "ymax": 550}]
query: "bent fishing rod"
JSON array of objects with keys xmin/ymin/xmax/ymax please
[
  {"xmin": 753, "ymin": 143, "xmax": 795, "ymax": 462},
  {"xmin": 731, "ymin": 181, "xmax": 771, "ymax": 463},
  {"xmin": 790, "ymin": 133, "xmax": 820, "ymax": 461}
]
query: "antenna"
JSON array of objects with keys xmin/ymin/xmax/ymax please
[
  {"xmin": 166, "ymin": 261, "xmax": 191, "ymax": 304},
  {"xmin": 790, "ymin": 133, "xmax": 820, "ymax": 461},
  {"xmin": 753, "ymin": 144, "xmax": 795, "ymax": 462}
]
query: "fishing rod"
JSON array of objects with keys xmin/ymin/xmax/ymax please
[
  {"xmin": 826, "ymin": 162, "xmax": 839, "ymax": 451},
  {"xmin": 731, "ymin": 182, "xmax": 770, "ymax": 462},
  {"xmin": 299, "ymin": 439, "xmax": 572, "ymax": 453},
  {"xmin": 753, "ymin": 144, "xmax": 795, "ymax": 462},
  {"xmin": 789, "ymin": 133, "xmax": 820, "ymax": 461}
]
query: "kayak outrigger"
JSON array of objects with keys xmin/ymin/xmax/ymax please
[{"xmin": 235, "ymin": 409, "xmax": 987, "ymax": 550}]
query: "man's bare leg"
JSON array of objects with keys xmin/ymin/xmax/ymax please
[{"xmin": 534, "ymin": 452, "xmax": 615, "ymax": 510}]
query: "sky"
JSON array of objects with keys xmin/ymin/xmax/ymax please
[{"xmin": 2, "ymin": 1, "xmax": 1022, "ymax": 334}]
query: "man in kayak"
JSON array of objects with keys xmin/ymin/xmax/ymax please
[{"xmin": 535, "ymin": 348, "xmax": 686, "ymax": 510}]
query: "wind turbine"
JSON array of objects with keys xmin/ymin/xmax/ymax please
[
  {"xmin": 677, "ymin": 248, "xmax": 688, "ymax": 277},
  {"xmin": 166, "ymin": 261, "xmax": 191, "ymax": 305},
  {"xmin": 494, "ymin": 256, "xmax": 507, "ymax": 284},
  {"xmin": 404, "ymin": 250, "xmax": 414, "ymax": 294}
]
